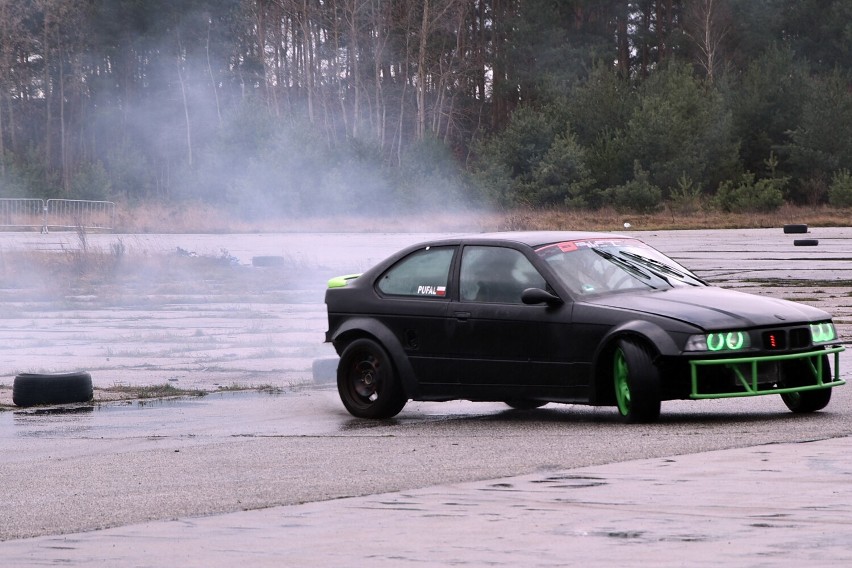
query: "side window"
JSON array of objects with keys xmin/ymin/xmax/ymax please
[
  {"xmin": 460, "ymin": 246, "xmax": 546, "ymax": 303},
  {"xmin": 377, "ymin": 246, "xmax": 454, "ymax": 298}
]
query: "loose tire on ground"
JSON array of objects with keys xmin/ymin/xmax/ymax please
[
  {"xmin": 13, "ymin": 372, "xmax": 93, "ymax": 407},
  {"xmin": 612, "ymin": 339, "xmax": 661, "ymax": 423},
  {"xmin": 783, "ymin": 224, "xmax": 808, "ymax": 234},
  {"xmin": 793, "ymin": 239, "xmax": 819, "ymax": 246},
  {"xmin": 337, "ymin": 338, "xmax": 407, "ymax": 419}
]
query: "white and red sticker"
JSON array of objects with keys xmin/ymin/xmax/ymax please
[
  {"xmin": 417, "ymin": 285, "xmax": 446, "ymax": 296},
  {"xmin": 537, "ymin": 239, "xmax": 638, "ymax": 256}
]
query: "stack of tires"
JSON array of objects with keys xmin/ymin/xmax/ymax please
[{"xmin": 784, "ymin": 224, "xmax": 818, "ymax": 246}]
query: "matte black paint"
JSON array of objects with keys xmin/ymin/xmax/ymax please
[{"xmin": 325, "ymin": 231, "xmax": 837, "ymax": 408}]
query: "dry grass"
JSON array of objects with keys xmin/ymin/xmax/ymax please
[
  {"xmin": 108, "ymin": 201, "xmax": 852, "ymax": 234},
  {"xmin": 495, "ymin": 203, "xmax": 852, "ymax": 232},
  {"xmin": 99, "ymin": 383, "xmax": 207, "ymax": 399}
]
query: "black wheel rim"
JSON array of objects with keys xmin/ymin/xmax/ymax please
[{"xmin": 349, "ymin": 352, "xmax": 382, "ymax": 403}]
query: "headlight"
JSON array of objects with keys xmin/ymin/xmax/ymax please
[
  {"xmin": 810, "ymin": 322, "xmax": 837, "ymax": 344},
  {"xmin": 685, "ymin": 331, "xmax": 751, "ymax": 352}
]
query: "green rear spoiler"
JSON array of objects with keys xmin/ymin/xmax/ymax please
[{"xmin": 327, "ymin": 274, "xmax": 362, "ymax": 288}]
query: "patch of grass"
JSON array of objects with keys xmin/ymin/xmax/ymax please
[
  {"xmin": 101, "ymin": 383, "xmax": 207, "ymax": 399},
  {"xmin": 216, "ymin": 382, "xmax": 250, "ymax": 391},
  {"xmin": 213, "ymin": 382, "xmax": 284, "ymax": 394}
]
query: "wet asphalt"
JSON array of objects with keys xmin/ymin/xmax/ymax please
[{"xmin": 1, "ymin": 226, "xmax": 851, "ymax": 566}]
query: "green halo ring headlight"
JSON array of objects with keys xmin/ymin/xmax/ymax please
[
  {"xmin": 707, "ymin": 331, "xmax": 749, "ymax": 352},
  {"xmin": 810, "ymin": 322, "xmax": 837, "ymax": 344},
  {"xmin": 685, "ymin": 331, "xmax": 751, "ymax": 352}
]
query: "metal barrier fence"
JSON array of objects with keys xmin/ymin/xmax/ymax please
[
  {"xmin": 0, "ymin": 198, "xmax": 45, "ymax": 230},
  {"xmin": 0, "ymin": 198, "xmax": 115, "ymax": 233}
]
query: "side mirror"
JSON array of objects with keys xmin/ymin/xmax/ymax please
[{"xmin": 521, "ymin": 287, "xmax": 564, "ymax": 307}]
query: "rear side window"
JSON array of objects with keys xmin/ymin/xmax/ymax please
[
  {"xmin": 377, "ymin": 246, "xmax": 454, "ymax": 297},
  {"xmin": 460, "ymin": 246, "xmax": 546, "ymax": 303}
]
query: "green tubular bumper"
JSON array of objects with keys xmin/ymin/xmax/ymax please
[{"xmin": 689, "ymin": 346, "xmax": 845, "ymax": 399}]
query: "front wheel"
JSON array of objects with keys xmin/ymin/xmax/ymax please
[
  {"xmin": 781, "ymin": 389, "xmax": 832, "ymax": 413},
  {"xmin": 780, "ymin": 355, "xmax": 833, "ymax": 413},
  {"xmin": 612, "ymin": 339, "xmax": 661, "ymax": 423},
  {"xmin": 337, "ymin": 338, "xmax": 407, "ymax": 419}
]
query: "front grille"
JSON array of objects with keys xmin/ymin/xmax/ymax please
[
  {"xmin": 730, "ymin": 361, "xmax": 780, "ymax": 387},
  {"xmin": 790, "ymin": 328, "xmax": 810, "ymax": 348},
  {"xmin": 761, "ymin": 327, "xmax": 811, "ymax": 351}
]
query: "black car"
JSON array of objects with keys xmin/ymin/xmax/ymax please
[{"xmin": 324, "ymin": 231, "xmax": 844, "ymax": 422}]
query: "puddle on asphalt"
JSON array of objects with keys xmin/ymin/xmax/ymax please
[
  {"xmin": 9, "ymin": 389, "xmax": 275, "ymax": 414},
  {"xmin": 1, "ymin": 390, "xmax": 283, "ymax": 437}
]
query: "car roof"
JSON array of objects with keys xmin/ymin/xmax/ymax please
[{"xmin": 432, "ymin": 230, "xmax": 632, "ymax": 248}]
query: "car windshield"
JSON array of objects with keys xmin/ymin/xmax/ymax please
[{"xmin": 535, "ymin": 238, "xmax": 705, "ymax": 296}]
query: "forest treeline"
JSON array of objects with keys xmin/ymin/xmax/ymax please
[{"xmin": 1, "ymin": 0, "xmax": 851, "ymax": 217}]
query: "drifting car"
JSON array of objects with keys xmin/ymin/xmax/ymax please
[{"xmin": 324, "ymin": 231, "xmax": 844, "ymax": 422}]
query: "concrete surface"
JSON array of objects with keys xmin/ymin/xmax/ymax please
[
  {"xmin": 1, "ymin": 227, "xmax": 851, "ymax": 566},
  {"xmin": 3, "ymin": 437, "xmax": 851, "ymax": 567}
]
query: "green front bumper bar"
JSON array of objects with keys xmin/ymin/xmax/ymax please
[{"xmin": 689, "ymin": 346, "xmax": 845, "ymax": 399}]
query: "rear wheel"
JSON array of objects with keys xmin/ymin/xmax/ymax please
[
  {"xmin": 780, "ymin": 356, "xmax": 833, "ymax": 413},
  {"xmin": 337, "ymin": 338, "xmax": 407, "ymax": 419},
  {"xmin": 612, "ymin": 339, "xmax": 661, "ymax": 423}
]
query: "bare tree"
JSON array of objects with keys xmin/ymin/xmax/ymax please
[{"xmin": 683, "ymin": 0, "xmax": 731, "ymax": 84}]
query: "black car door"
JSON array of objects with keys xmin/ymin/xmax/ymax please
[
  {"xmin": 372, "ymin": 245, "xmax": 459, "ymax": 396},
  {"xmin": 446, "ymin": 245, "xmax": 584, "ymax": 401}
]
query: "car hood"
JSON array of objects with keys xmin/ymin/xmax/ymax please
[{"xmin": 586, "ymin": 286, "xmax": 830, "ymax": 330}]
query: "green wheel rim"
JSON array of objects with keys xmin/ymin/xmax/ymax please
[
  {"xmin": 784, "ymin": 391, "xmax": 801, "ymax": 405},
  {"xmin": 614, "ymin": 347, "xmax": 631, "ymax": 416}
]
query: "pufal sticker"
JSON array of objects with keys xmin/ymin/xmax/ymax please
[{"xmin": 417, "ymin": 285, "xmax": 446, "ymax": 296}]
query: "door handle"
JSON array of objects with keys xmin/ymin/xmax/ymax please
[{"xmin": 454, "ymin": 311, "xmax": 471, "ymax": 321}]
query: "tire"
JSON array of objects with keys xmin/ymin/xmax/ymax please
[
  {"xmin": 780, "ymin": 356, "xmax": 832, "ymax": 413},
  {"xmin": 337, "ymin": 338, "xmax": 407, "ymax": 419},
  {"xmin": 781, "ymin": 388, "xmax": 832, "ymax": 413},
  {"xmin": 504, "ymin": 400, "xmax": 547, "ymax": 410},
  {"xmin": 793, "ymin": 239, "xmax": 818, "ymax": 246},
  {"xmin": 612, "ymin": 339, "xmax": 661, "ymax": 423},
  {"xmin": 783, "ymin": 224, "xmax": 808, "ymax": 234},
  {"xmin": 13, "ymin": 372, "xmax": 93, "ymax": 407}
]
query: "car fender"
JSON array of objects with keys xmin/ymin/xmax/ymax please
[
  {"xmin": 597, "ymin": 319, "xmax": 682, "ymax": 358},
  {"xmin": 330, "ymin": 317, "xmax": 419, "ymax": 398},
  {"xmin": 589, "ymin": 319, "xmax": 681, "ymax": 405}
]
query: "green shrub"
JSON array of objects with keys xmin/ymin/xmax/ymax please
[
  {"xmin": 71, "ymin": 161, "xmax": 113, "ymax": 201},
  {"xmin": 715, "ymin": 172, "xmax": 785, "ymax": 212},
  {"xmin": 607, "ymin": 161, "xmax": 663, "ymax": 213},
  {"xmin": 667, "ymin": 173, "xmax": 703, "ymax": 214},
  {"xmin": 828, "ymin": 169, "xmax": 852, "ymax": 208}
]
